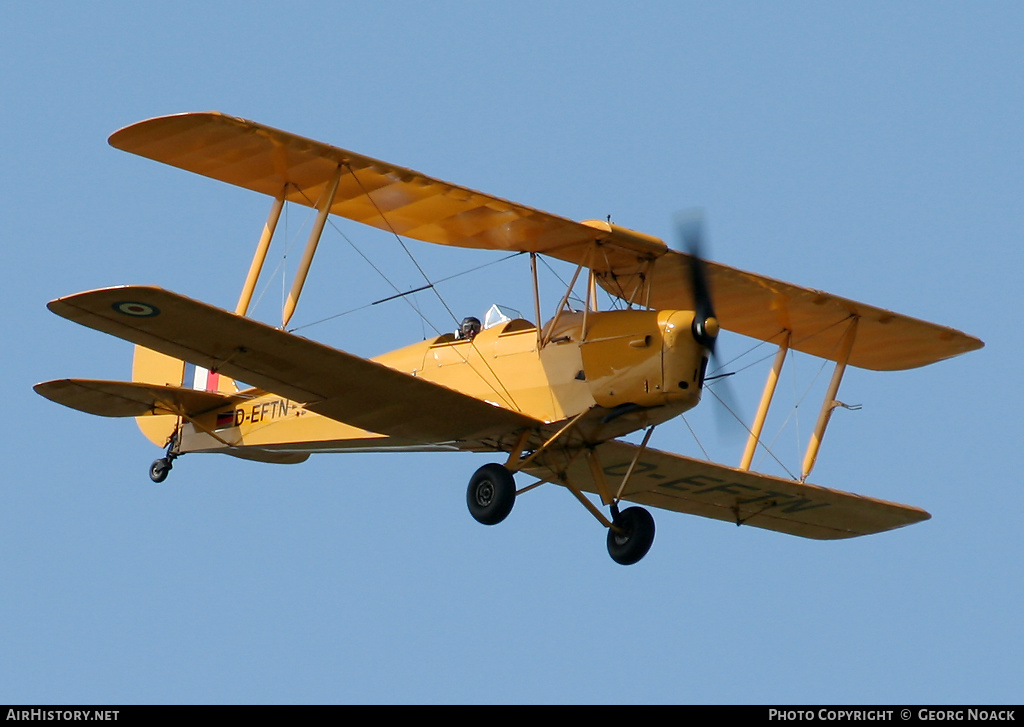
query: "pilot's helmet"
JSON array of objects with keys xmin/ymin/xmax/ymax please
[{"xmin": 459, "ymin": 316, "xmax": 482, "ymax": 339}]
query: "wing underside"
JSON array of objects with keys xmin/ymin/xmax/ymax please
[{"xmin": 525, "ymin": 440, "xmax": 930, "ymax": 539}]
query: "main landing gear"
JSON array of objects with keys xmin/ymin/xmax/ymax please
[
  {"xmin": 464, "ymin": 462, "xmax": 656, "ymax": 565},
  {"xmin": 466, "ymin": 463, "xmax": 516, "ymax": 525},
  {"xmin": 606, "ymin": 504, "xmax": 656, "ymax": 566}
]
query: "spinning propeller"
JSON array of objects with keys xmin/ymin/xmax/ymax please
[
  {"xmin": 676, "ymin": 210, "xmax": 721, "ymax": 354},
  {"xmin": 675, "ymin": 210, "xmax": 743, "ymax": 435}
]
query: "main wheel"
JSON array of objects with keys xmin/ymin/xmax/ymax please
[
  {"xmin": 466, "ymin": 463, "xmax": 516, "ymax": 525},
  {"xmin": 606, "ymin": 506, "xmax": 655, "ymax": 565},
  {"xmin": 149, "ymin": 458, "xmax": 172, "ymax": 483}
]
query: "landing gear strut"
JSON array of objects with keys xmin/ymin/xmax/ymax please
[{"xmin": 466, "ymin": 463, "xmax": 516, "ymax": 525}]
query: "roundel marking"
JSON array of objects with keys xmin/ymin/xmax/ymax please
[{"xmin": 112, "ymin": 301, "xmax": 161, "ymax": 317}]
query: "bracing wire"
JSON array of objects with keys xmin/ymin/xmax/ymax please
[
  {"xmin": 346, "ymin": 165, "xmax": 464, "ymax": 329},
  {"xmin": 287, "ymin": 171, "xmax": 525, "ymax": 409},
  {"xmin": 290, "ymin": 251, "xmax": 525, "ymax": 334},
  {"xmin": 248, "ymin": 191, "xmax": 314, "ymax": 317},
  {"xmin": 282, "ymin": 181, "xmax": 442, "ymax": 336},
  {"xmin": 681, "ymin": 415, "xmax": 712, "ymax": 461},
  {"xmin": 695, "ymin": 316, "xmax": 863, "ymax": 479}
]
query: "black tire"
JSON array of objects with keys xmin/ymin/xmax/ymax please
[
  {"xmin": 466, "ymin": 463, "xmax": 516, "ymax": 525},
  {"xmin": 606, "ymin": 506, "xmax": 656, "ymax": 565},
  {"xmin": 149, "ymin": 458, "xmax": 171, "ymax": 483}
]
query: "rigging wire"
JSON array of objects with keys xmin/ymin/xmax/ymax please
[
  {"xmin": 680, "ymin": 415, "xmax": 712, "ymax": 461},
  {"xmin": 536, "ymin": 253, "xmax": 620, "ymax": 313},
  {"xmin": 743, "ymin": 324, "xmax": 853, "ymax": 476},
  {"xmin": 343, "ymin": 166, "xmax": 529, "ymax": 408},
  {"xmin": 710, "ymin": 316, "xmax": 859, "ymax": 380},
  {"xmin": 704, "ymin": 383, "xmax": 799, "ymax": 480},
  {"xmin": 750, "ymin": 353, "xmax": 830, "ymax": 474},
  {"xmin": 285, "ymin": 184, "xmax": 442, "ymax": 336},
  {"xmin": 287, "ymin": 170, "xmax": 523, "ymax": 409},
  {"xmin": 696, "ymin": 315, "xmax": 863, "ymax": 479},
  {"xmin": 290, "ymin": 250, "xmax": 525, "ymax": 333},
  {"xmin": 246, "ymin": 192, "xmax": 324, "ymax": 320},
  {"xmin": 346, "ymin": 165, "xmax": 463, "ymax": 329}
]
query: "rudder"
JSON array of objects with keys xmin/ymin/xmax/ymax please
[{"xmin": 131, "ymin": 345, "xmax": 238, "ymax": 446}]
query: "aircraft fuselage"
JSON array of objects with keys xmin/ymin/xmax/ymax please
[{"xmin": 176, "ymin": 309, "xmax": 709, "ymax": 456}]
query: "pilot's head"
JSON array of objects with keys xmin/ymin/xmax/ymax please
[{"xmin": 459, "ymin": 316, "xmax": 481, "ymax": 340}]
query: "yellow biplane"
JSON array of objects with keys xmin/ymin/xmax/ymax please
[{"xmin": 36, "ymin": 112, "xmax": 984, "ymax": 565}]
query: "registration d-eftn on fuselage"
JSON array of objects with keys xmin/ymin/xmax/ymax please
[{"xmin": 35, "ymin": 112, "xmax": 984, "ymax": 565}]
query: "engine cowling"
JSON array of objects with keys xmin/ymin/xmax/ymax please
[{"xmin": 573, "ymin": 309, "xmax": 708, "ymax": 412}]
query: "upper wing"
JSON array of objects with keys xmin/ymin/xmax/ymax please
[
  {"xmin": 47, "ymin": 285, "xmax": 541, "ymax": 444},
  {"xmin": 108, "ymin": 112, "xmax": 665, "ymax": 271},
  {"xmin": 525, "ymin": 439, "xmax": 930, "ymax": 539},
  {"xmin": 110, "ymin": 112, "xmax": 982, "ymax": 370},
  {"xmin": 629, "ymin": 251, "xmax": 984, "ymax": 371}
]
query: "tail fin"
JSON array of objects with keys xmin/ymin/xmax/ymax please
[
  {"xmin": 131, "ymin": 346, "xmax": 182, "ymax": 446},
  {"xmin": 131, "ymin": 345, "xmax": 238, "ymax": 446}
]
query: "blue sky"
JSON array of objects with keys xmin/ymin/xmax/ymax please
[{"xmin": 2, "ymin": 1, "xmax": 1021, "ymax": 704}]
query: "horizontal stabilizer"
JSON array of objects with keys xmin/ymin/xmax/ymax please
[{"xmin": 34, "ymin": 379, "xmax": 245, "ymax": 418}]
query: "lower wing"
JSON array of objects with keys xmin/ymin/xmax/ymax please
[
  {"xmin": 45, "ymin": 285, "xmax": 541, "ymax": 447},
  {"xmin": 526, "ymin": 440, "xmax": 929, "ymax": 539}
]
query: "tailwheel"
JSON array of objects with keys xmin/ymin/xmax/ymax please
[
  {"xmin": 150, "ymin": 429, "xmax": 181, "ymax": 484},
  {"xmin": 149, "ymin": 457, "xmax": 173, "ymax": 483},
  {"xmin": 466, "ymin": 463, "xmax": 516, "ymax": 525},
  {"xmin": 606, "ymin": 506, "xmax": 656, "ymax": 565}
]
